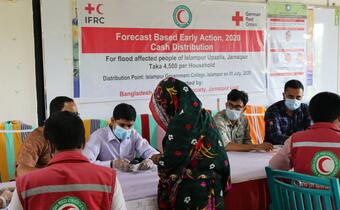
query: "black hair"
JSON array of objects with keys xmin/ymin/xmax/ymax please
[
  {"xmin": 113, "ymin": 103, "xmax": 136, "ymax": 121},
  {"xmin": 227, "ymin": 89, "xmax": 248, "ymax": 106},
  {"xmin": 309, "ymin": 92, "xmax": 340, "ymax": 123},
  {"xmin": 49, "ymin": 96, "xmax": 74, "ymax": 115},
  {"xmin": 284, "ymin": 80, "xmax": 304, "ymax": 91},
  {"xmin": 44, "ymin": 111, "xmax": 85, "ymax": 151}
]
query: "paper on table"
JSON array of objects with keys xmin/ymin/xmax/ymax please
[{"xmin": 129, "ymin": 163, "xmax": 157, "ymax": 173}]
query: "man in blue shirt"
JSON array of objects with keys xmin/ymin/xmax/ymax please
[{"xmin": 264, "ymin": 80, "xmax": 311, "ymax": 145}]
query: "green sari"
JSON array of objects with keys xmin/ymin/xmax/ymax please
[{"xmin": 149, "ymin": 77, "xmax": 231, "ymax": 210}]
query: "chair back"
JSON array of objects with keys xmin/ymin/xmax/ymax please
[
  {"xmin": 0, "ymin": 121, "xmax": 33, "ymax": 182},
  {"xmin": 83, "ymin": 119, "xmax": 108, "ymax": 142},
  {"xmin": 134, "ymin": 114, "xmax": 159, "ymax": 149},
  {"xmin": 265, "ymin": 166, "xmax": 340, "ymax": 210},
  {"xmin": 83, "ymin": 115, "xmax": 161, "ymax": 150},
  {"xmin": 244, "ymin": 105, "xmax": 266, "ymax": 144}
]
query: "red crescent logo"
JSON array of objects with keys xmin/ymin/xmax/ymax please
[
  {"xmin": 60, "ymin": 206, "xmax": 76, "ymax": 210},
  {"xmin": 176, "ymin": 9, "xmax": 186, "ymax": 24},
  {"xmin": 318, "ymin": 157, "xmax": 331, "ymax": 174},
  {"xmin": 96, "ymin": 4, "xmax": 103, "ymax": 15}
]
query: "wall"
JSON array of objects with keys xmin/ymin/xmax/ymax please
[
  {"xmin": 0, "ymin": 0, "xmax": 337, "ymax": 126},
  {"xmin": 42, "ymin": 0, "xmax": 339, "ymax": 122},
  {"xmin": 41, "ymin": 0, "xmax": 267, "ymax": 121},
  {"xmin": 232, "ymin": 0, "xmax": 336, "ymax": 5},
  {"xmin": 0, "ymin": 0, "xmax": 37, "ymax": 126}
]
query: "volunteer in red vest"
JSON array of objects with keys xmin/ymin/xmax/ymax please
[
  {"xmin": 8, "ymin": 111, "xmax": 126, "ymax": 210},
  {"xmin": 270, "ymin": 92, "xmax": 340, "ymax": 178}
]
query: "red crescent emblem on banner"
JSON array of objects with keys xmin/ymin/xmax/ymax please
[
  {"xmin": 96, "ymin": 4, "xmax": 103, "ymax": 15},
  {"xmin": 176, "ymin": 9, "xmax": 186, "ymax": 24}
]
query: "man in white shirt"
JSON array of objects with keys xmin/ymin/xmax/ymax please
[{"xmin": 83, "ymin": 103, "xmax": 160, "ymax": 171}]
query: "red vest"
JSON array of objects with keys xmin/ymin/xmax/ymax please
[
  {"xmin": 16, "ymin": 151, "xmax": 116, "ymax": 210},
  {"xmin": 291, "ymin": 123, "xmax": 340, "ymax": 178}
]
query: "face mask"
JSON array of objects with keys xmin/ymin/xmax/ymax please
[
  {"xmin": 225, "ymin": 108, "xmax": 242, "ymax": 121},
  {"xmin": 285, "ymin": 98, "xmax": 302, "ymax": 111},
  {"xmin": 113, "ymin": 125, "xmax": 131, "ymax": 140}
]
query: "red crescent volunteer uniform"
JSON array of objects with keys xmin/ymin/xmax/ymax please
[
  {"xmin": 291, "ymin": 123, "xmax": 340, "ymax": 178},
  {"xmin": 16, "ymin": 151, "xmax": 116, "ymax": 210}
]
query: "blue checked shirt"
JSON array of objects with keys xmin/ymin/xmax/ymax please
[{"xmin": 264, "ymin": 100, "xmax": 311, "ymax": 145}]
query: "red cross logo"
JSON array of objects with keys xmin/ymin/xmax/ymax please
[
  {"xmin": 85, "ymin": 3, "xmax": 95, "ymax": 14},
  {"xmin": 232, "ymin": 11, "xmax": 243, "ymax": 26}
]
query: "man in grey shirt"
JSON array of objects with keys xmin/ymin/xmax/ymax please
[{"xmin": 214, "ymin": 89, "xmax": 273, "ymax": 152}]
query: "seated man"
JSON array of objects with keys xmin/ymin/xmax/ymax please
[
  {"xmin": 270, "ymin": 92, "xmax": 340, "ymax": 178},
  {"xmin": 83, "ymin": 103, "xmax": 160, "ymax": 171},
  {"xmin": 214, "ymin": 89, "xmax": 273, "ymax": 152},
  {"xmin": 15, "ymin": 96, "xmax": 78, "ymax": 177},
  {"xmin": 9, "ymin": 111, "xmax": 126, "ymax": 210},
  {"xmin": 265, "ymin": 80, "xmax": 311, "ymax": 145}
]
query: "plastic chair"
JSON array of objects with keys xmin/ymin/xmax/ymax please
[
  {"xmin": 265, "ymin": 166, "xmax": 340, "ymax": 210},
  {"xmin": 244, "ymin": 105, "xmax": 266, "ymax": 144},
  {"xmin": 83, "ymin": 119, "xmax": 108, "ymax": 142},
  {"xmin": 134, "ymin": 114, "xmax": 158, "ymax": 149}
]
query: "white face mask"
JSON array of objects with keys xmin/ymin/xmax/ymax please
[
  {"xmin": 225, "ymin": 108, "xmax": 242, "ymax": 121},
  {"xmin": 113, "ymin": 125, "xmax": 132, "ymax": 140},
  {"xmin": 284, "ymin": 98, "xmax": 302, "ymax": 111}
]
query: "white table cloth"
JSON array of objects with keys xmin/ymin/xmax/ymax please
[{"xmin": 0, "ymin": 151, "xmax": 274, "ymax": 210}]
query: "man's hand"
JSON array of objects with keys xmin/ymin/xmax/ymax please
[
  {"xmin": 150, "ymin": 154, "xmax": 161, "ymax": 164},
  {"xmin": 0, "ymin": 189, "xmax": 13, "ymax": 208},
  {"xmin": 255, "ymin": 142, "xmax": 274, "ymax": 151},
  {"xmin": 111, "ymin": 159, "xmax": 132, "ymax": 172},
  {"xmin": 138, "ymin": 159, "xmax": 154, "ymax": 170}
]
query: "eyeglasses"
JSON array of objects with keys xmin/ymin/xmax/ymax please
[{"xmin": 226, "ymin": 103, "xmax": 243, "ymax": 111}]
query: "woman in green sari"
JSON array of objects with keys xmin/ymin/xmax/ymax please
[{"xmin": 149, "ymin": 77, "xmax": 231, "ymax": 210}]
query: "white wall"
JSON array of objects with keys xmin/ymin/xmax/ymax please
[
  {"xmin": 0, "ymin": 0, "xmax": 37, "ymax": 126},
  {"xmin": 233, "ymin": 0, "xmax": 338, "ymax": 5},
  {"xmin": 0, "ymin": 0, "xmax": 337, "ymax": 126}
]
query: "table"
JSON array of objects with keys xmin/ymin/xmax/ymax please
[
  {"xmin": 225, "ymin": 151, "xmax": 273, "ymax": 210},
  {"xmin": 0, "ymin": 151, "xmax": 274, "ymax": 210},
  {"xmin": 122, "ymin": 151, "xmax": 274, "ymax": 210},
  {"xmin": 117, "ymin": 168, "xmax": 159, "ymax": 210}
]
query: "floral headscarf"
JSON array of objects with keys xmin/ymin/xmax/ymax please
[{"xmin": 150, "ymin": 77, "xmax": 230, "ymax": 209}]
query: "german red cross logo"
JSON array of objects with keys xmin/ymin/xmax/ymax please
[{"xmin": 232, "ymin": 11, "xmax": 243, "ymax": 26}]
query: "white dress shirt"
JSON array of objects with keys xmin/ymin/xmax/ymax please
[{"xmin": 82, "ymin": 126, "xmax": 159, "ymax": 167}]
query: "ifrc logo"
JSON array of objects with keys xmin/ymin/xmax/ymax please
[
  {"xmin": 232, "ymin": 11, "xmax": 243, "ymax": 26},
  {"xmin": 84, "ymin": 2, "xmax": 105, "ymax": 24},
  {"xmin": 311, "ymin": 151, "xmax": 339, "ymax": 177},
  {"xmin": 84, "ymin": 3, "xmax": 103, "ymax": 15},
  {"xmin": 173, "ymin": 5, "xmax": 192, "ymax": 28}
]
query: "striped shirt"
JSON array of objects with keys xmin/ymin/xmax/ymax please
[{"xmin": 214, "ymin": 110, "xmax": 251, "ymax": 146}]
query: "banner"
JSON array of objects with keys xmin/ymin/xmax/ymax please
[
  {"xmin": 267, "ymin": 2, "xmax": 308, "ymax": 101},
  {"xmin": 76, "ymin": 0, "xmax": 266, "ymax": 101}
]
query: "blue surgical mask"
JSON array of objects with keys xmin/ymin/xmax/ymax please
[
  {"xmin": 285, "ymin": 98, "xmax": 302, "ymax": 111},
  {"xmin": 113, "ymin": 125, "xmax": 131, "ymax": 140},
  {"xmin": 225, "ymin": 108, "xmax": 242, "ymax": 121}
]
